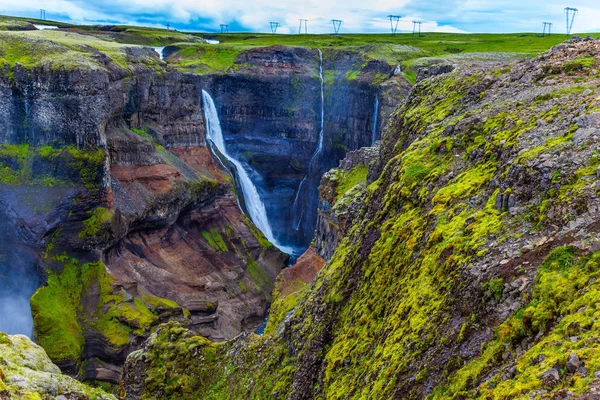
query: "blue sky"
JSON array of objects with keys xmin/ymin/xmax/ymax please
[{"xmin": 1, "ymin": 0, "xmax": 599, "ymax": 34}]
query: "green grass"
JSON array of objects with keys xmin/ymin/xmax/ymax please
[
  {"xmin": 170, "ymin": 32, "xmax": 600, "ymax": 75},
  {"xmin": 2, "ymin": 11, "xmax": 599, "ymax": 77}
]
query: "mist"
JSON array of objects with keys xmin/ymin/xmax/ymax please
[{"xmin": 0, "ymin": 205, "xmax": 39, "ymax": 337}]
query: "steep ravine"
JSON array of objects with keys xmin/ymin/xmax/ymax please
[
  {"xmin": 122, "ymin": 39, "xmax": 600, "ymax": 400},
  {"xmin": 203, "ymin": 45, "xmax": 408, "ymax": 250},
  {"xmin": 0, "ymin": 36, "xmax": 406, "ymax": 394}
]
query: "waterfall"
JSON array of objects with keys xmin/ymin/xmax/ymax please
[
  {"xmin": 153, "ymin": 47, "xmax": 165, "ymax": 60},
  {"xmin": 201, "ymin": 90, "xmax": 294, "ymax": 254},
  {"xmin": 371, "ymin": 94, "xmax": 379, "ymax": 145},
  {"xmin": 292, "ymin": 49, "xmax": 325, "ymax": 230}
]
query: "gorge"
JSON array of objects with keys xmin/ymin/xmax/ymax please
[{"xmin": 2, "ymin": 15, "xmax": 600, "ymax": 400}]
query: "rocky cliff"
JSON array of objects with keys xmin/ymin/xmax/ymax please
[
  {"xmin": 203, "ymin": 45, "xmax": 409, "ymax": 250},
  {"xmin": 0, "ymin": 31, "xmax": 287, "ymax": 386},
  {"xmin": 122, "ymin": 38, "xmax": 600, "ymax": 399},
  {"xmin": 0, "ymin": 332, "xmax": 114, "ymax": 399},
  {"xmin": 0, "ymin": 29, "xmax": 412, "ymax": 392}
]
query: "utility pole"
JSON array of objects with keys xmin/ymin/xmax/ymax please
[
  {"xmin": 298, "ymin": 19, "xmax": 308, "ymax": 34},
  {"xmin": 412, "ymin": 21, "xmax": 422, "ymax": 37},
  {"xmin": 269, "ymin": 22, "xmax": 280, "ymax": 33},
  {"xmin": 564, "ymin": 7, "xmax": 577, "ymax": 35},
  {"xmin": 542, "ymin": 22, "xmax": 553, "ymax": 37},
  {"xmin": 331, "ymin": 19, "xmax": 343, "ymax": 34},
  {"xmin": 220, "ymin": 24, "xmax": 229, "ymax": 33},
  {"xmin": 40, "ymin": 9, "xmax": 46, "ymax": 20},
  {"xmin": 388, "ymin": 15, "xmax": 401, "ymax": 35}
]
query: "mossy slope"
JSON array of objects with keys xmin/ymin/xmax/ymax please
[{"xmin": 123, "ymin": 39, "xmax": 600, "ymax": 399}]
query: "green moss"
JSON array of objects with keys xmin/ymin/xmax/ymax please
[
  {"xmin": 432, "ymin": 161, "xmax": 497, "ymax": 213},
  {"xmin": 0, "ymin": 144, "xmax": 105, "ymax": 190},
  {"xmin": 429, "ymin": 246, "xmax": 600, "ymax": 399},
  {"xmin": 141, "ymin": 294, "xmax": 180, "ymax": 311},
  {"xmin": 31, "ymin": 256, "xmax": 176, "ymax": 367},
  {"xmin": 564, "ymin": 55, "xmax": 595, "ymax": 73},
  {"xmin": 78, "ymin": 207, "xmax": 113, "ymax": 239},
  {"xmin": 131, "ymin": 128, "xmax": 151, "ymax": 139},
  {"xmin": 534, "ymin": 85, "xmax": 594, "ymax": 104},
  {"xmin": 202, "ymin": 228, "xmax": 228, "ymax": 252},
  {"xmin": 482, "ymin": 277, "xmax": 504, "ymax": 301},
  {"xmin": 265, "ymin": 279, "xmax": 309, "ymax": 335},
  {"xmin": 334, "ymin": 164, "xmax": 369, "ymax": 202},
  {"xmin": 30, "ymin": 257, "xmax": 85, "ymax": 363},
  {"xmin": 345, "ymin": 69, "xmax": 360, "ymax": 80},
  {"xmin": 247, "ymin": 258, "xmax": 272, "ymax": 300},
  {"xmin": 243, "ymin": 215, "xmax": 274, "ymax": 250}
]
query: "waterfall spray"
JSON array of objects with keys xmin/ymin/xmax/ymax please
[
  {"xmin": 202, "ymin": 91, "xmax": 294, "ymax": 254},
  {"xmin": 292, "ymin": 49, "xmax": 326, "ymax": 230}
]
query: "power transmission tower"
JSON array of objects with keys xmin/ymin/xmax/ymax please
[
  {"xmin": 331, "ymin": 19, "xmax": 343, "ymax": 34},
  {"xmin": 269, "ymin": 22, "xmax": 280, "ymax": 33},
  {"xmin": 564, "ymin": 7, "xmax": 577, "ymax": 35},
  {"xmin": 166, "ymin": 23, "xmax": 170, "ymax": 31},
  {"xmin": 40, "ymin": 9, "xmax": 46, "ymax": 20},
  {"xmin": 542, "ymin": 22, "xmax": 553, "ymax": 37},
  {"xmin": 298, "ymin": 19, "xmax": 308, "ymax": 34},
  {"xmin": 388, "ymin": 15, "xmax": 401, "ymax": 35},
  {"xmin": 412, "ymin": 21, "xmax": 422, "ymax": 37},
  {"xmin": 220, "ymin": 24, "xmax": 229, "ymax": 33}
]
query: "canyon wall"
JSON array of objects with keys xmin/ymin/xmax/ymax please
[
  {"xmin": 0, "ymin": 46, "xmax": 287, "ymax": 384},
  {"xmin": 123, "ymin": 39, "xmax": 600, "ymax": 400},
  {"xmin": 204, "ymin": 46, "xmax": 407, "ymax": 250},
  {"xmin": 0, "ymin": 40, "xmax": 407, "ymax": 387}
]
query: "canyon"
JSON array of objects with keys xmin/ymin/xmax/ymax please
[{"xmin": 0, "ymin": 24, "xmax": 407, "ymax": 392}]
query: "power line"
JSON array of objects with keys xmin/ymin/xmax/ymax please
[
  {"xmin": 220, "ymin": 24, "xmax": 229, "ymax": 33},
  {"xmin": 412, "ymin": 21, "xmax": 422, "ymax": 37},
  {"xmin": 269, "ymin": 22, "xmax": 280, "ymax": 33},
  {"xmin": 298, "ymin": 19, "xmax": 308, "ymax": 34},
  {"xmin": 331, "ymin": 19, "xmax": 343, "ymax": 34},
  {"xmin": 564, "ymin": 7, "xmax": 578, "ymax": 35},
  {"xmin": 388, "ymin": 15, "xmax": 401, "ymax": 35},
  {"xmin": 542, "ymin": 22, "xmax": 553, "ymax": 37}
]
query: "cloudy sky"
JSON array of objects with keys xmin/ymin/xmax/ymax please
[{"xmin": 1, "ymin": 0, "xmax": 599, "ymax": 34}]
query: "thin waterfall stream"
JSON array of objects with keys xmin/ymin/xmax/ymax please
[
  {"xmin": 372, "ymin": 94, "xmax": 379, "ymax": 145},
  {"xmin": 292, "ymin": 49, "xmax": 325, "ymax": 230},
  {"xmin": 202, "ymin": 90, "xmax": 295, "ymax": 255}
]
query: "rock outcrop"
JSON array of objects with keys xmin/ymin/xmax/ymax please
[
  {"xmin": 0, "ymin": 332, "xmax": 114, "ymax": 399},
  {"xmin": 122, "ymin": 39, "xmax": 600, "ymax": 399},
  {"xmin": 315, "ymin": 145, "xmax": 379, "ymax": 259}
]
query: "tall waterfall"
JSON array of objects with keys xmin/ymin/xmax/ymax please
[
  {"xmin": 202, "ymin": 90, "xmax": 294, "ymax": 254},
  {"xmin": 372, "ymin": 94, "xmax": 379, "ymax": 145},
  {"xmin": 292, "ymin": 49, "xmax": 326, "ymax": 230}
]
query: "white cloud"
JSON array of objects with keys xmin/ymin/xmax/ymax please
[{"xmin": 0, "ymin": 0, "xmax": 598, "ymax": 33}]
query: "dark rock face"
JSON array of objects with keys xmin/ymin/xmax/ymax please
[
  {"xmin": 0, "ymin": 53, "xmax": 286, "ymax": 384},
  {"xmin": 0, "ymin": 62, "xmax": 205, "ymax": 147},
  {"xmin": 206, "ymin": 46, "xmax": 403, "ymax": 251},
  {"xmin": 315, "ymin": 145, "xmax": 380, "ymax": 260}
]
